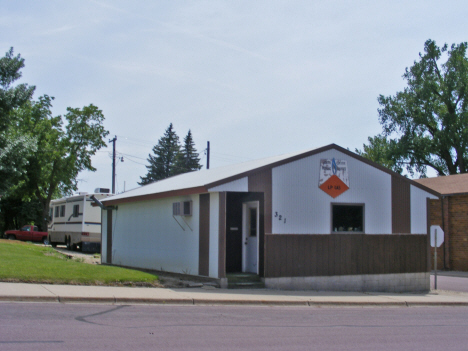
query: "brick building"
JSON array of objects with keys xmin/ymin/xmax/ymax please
[{"xmin": 415, "ymin": 174, "xmax": 468, "ymax": 271}]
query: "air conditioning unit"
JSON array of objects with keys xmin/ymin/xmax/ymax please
[
  {"xmin": 172, "ymin": 202, "xmax": 181, "ymax": 216},
  {"xmin": 172, "ymin": 201, "xmax": 192, "ymax": 216},
  {"xmin": 94, "ymin": 188, "xmax": 110, "ymax": 194},
  {"xmin": 182, "ymin": 201, "xmax": 192, "ymax": 216}
]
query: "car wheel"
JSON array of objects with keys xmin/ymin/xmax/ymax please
[{"xmin": 42, "ymin": 236, "xmax": 48, "ymax": 245}]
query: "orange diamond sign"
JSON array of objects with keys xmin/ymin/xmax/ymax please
[
  {"xmin": 319, "ymin": 158, "xmax": 349, "ymax": 198},
  {"xmin": 319, "ymin": 174, "xmax": 349, "ymax": 198}
]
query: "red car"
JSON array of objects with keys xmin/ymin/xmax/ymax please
[{"xmin": 4, "ymin": 225, "xmax": 48, "ymax": 244}]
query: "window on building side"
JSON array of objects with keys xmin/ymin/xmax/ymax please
[{"xmin": 332, "ymin": 204, "xmax": 364, "ymax": 233}]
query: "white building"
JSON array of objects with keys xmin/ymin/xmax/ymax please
[{"xmin": 100, "ymin": 144, "xmax": 439, "ymax": 292}]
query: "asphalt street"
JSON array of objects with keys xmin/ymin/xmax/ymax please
[{"xmin": 1, "ymin": 303, "xmax": 468, "ymax": 351}]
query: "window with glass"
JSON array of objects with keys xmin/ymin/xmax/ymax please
[
  {"xmin": 73, "ymin": 204, "xmax": 80, "ymax": 217},
  {"xmin": 332, "ymin": 204, "xmax": 364, "ymax": 233}
]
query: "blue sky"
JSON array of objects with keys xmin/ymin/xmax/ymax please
[{"xmin": 2, "ymin": 1, "xmax": 467, "ymax": 193}]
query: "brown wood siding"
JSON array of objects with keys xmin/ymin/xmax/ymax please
[
  {"xmin": 106, "ymin": 210, "xmax": 112, "ymax": 264},
  {"xmin": 218, "ymin": 192, "xmax": 226, "ymax": 278},
  {"xmin": 198, "ymin": 194, "xmax": 210, "ymax": 276},
  {"xmin": 392, "ymin": 175, "xmax": 411, "ymax": 233},
  {"xmin": 264, "ymin": 234, "xmax": 428, "ymax": 278},
  {"xmin": 248, "ymin": 169, "xmax": 272, "ymax": 234}
]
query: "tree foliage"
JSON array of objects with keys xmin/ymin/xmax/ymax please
[
  {"xmin": 0, "ymin": 48, "xmax": 37, "ymax": 194},
  {"xmin": 360, "ymin": 39, "xmax": 468, "ymax": 177},
  {"xmin": 0, "ymin": 48, "xmax": 109, "ymax": 231},
  {"xmin": 12, "ymin": 96, "xmax": 109, "ymax": 229},
  {"xmin": 0, "ymin": 48, "xmax": 35, "ymax": 131},
  {"xmin": 355, "ymin": 135, "xmax": 402, "ymax": 174},
  {"xmin": 139, "ymin": 124, "xmax": 201, "ymax": 185},
  {"xmin": 175, "ymin": 130, "xmax": 202, "ymax": 174}
]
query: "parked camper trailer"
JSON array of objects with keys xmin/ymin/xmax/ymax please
[{"xmin": 48, "ymin": 189, "xmax": 113, "ymax": 252}]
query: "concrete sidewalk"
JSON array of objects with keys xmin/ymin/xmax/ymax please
[{"xmin": 1, "ymin": 282, "xmax": 468, "ymax": 306}]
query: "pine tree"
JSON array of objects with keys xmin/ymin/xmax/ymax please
[
  {"xmin": 139, "ymin": 123, "xmax": 181, "ymax": 185},
  {"xmin": 174, "ymin": 130, "xmax": 202, "ymax": 175}
]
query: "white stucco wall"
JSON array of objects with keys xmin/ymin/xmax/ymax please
[
  {"xmin": 410, "ymin": 185, "xmax": 438, "ymax": 234},
  {"xmin": 101, "ymin": 209, "xmax": 108, "ymax": 263},
  {"xmin": 209, "ymin": 192, "xmax": 220, "ymax": 277},
  {"xmin": 272, "ymin": 149, "xmax": 392, "ymax": 234},
  {"xmin": 109, "ymin": 195, "xmax": 200, "ymax": 275}
]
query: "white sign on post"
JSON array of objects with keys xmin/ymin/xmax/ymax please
[
  {"xmin": 430, "ymin": 225, "xmax": 444, "ymax": 290},
  {"xmin": 430, "ymin": 225, "xmax": 444, "ymax": 247}
]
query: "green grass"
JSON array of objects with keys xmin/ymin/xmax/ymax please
[{"xmin": 0, "ymin": 239, "xmax": 160, "ymax": 286}]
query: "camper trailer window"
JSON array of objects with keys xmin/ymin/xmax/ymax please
[
  {"xmin": 332, "ymin": 204, "xmax": 364, "ymax": 233},
  {"xmin": 73, "ymin": 204, "xmax": 80, "ymax": 217},
  {"xmin": 60, "ymin": 205, "xmax": 65, "ymax": 217},
  {"xmin": 54, "ymin": 206, "xmax": 59, "ymax": 218}
]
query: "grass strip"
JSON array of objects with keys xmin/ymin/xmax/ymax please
[{"xmin": 0, "ymin": 239, "xmax": 159, "ymax": 286}]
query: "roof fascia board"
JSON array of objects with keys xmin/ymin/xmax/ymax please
[
  {"xmin": 103, "ymin": 186, "xmax": 208, "ymax": 206},
  {"xmin": 438, "ymin": 191, "xmax": 468, "ymax": 197},
  {"xmin": 332, "ymin": 146, "xmax": 441, "ymax": 198},
  {"xmin": 206, "ymin": 144, "xmax": 336, "ymax": 189},
  {"xmin": 104, "ymin": 143, "xmax": 440, "ymax": 205},
  {"xmin": 206, "ymin": 143, "xmax": 441, "ymax": 198}
]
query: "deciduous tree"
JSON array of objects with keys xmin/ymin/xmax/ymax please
[
  {"xmin": 0, "ymin": 48, "xmax": 36, "ymax": 194},
  {"xmin": 360, "ymin": 39, "xmax": 468, "ymax": 177},
  {"xmin": 14, "ymin": 96, "xmax": 109, "ymax": 229}
]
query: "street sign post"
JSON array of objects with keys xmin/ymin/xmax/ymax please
[{"xmin": 430, "ymin": 225, "xmax": 444, "ymax": 290}]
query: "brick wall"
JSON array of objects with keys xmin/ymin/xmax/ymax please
[
  {"xmin": 428, "ymin": 196, "xmax": 468, "ymax": 271},
  {"xmin": 428, "ymin": 199, "xmax": 445, "ymax": 269},
  {"xmin": 448, "ymin": 195, "xmax": 468, "ymax": 271}
]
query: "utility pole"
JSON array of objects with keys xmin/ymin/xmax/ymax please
[
  {"xmin": 206, "ymin": 141, "xmax": 210, "ymax": 170},
  {"xmin": 110, "ymin": 136, "xmax": 117, "ymax": 194}
]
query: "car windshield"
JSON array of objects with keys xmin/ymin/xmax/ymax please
[{"xmin": 21, "ymin": 226, "xmax": 30, "ymax": 231}]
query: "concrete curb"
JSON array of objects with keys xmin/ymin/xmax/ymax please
[{"xmin": 2, "ymin": 295, "xmax": 468, "ymax": 306}]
